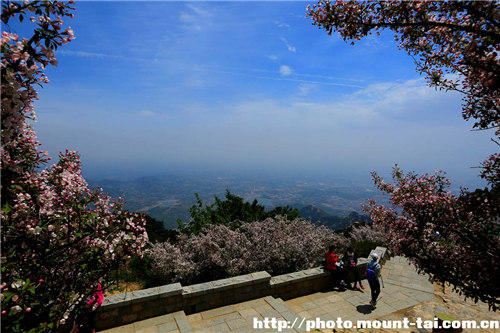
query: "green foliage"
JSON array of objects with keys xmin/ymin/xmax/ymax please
[
  {"xmin": 143, "ymin": 214, "xmax": 178, "ymax": 243},
  {"xmin": 178, "ymin": 190, "xmax": 301, "ymax": 235}
]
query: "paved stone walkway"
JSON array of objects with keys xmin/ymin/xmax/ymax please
[
  {"xmin": 285, "ymin": 256, "xmax": 434, "ymax": 325},
  {"xmin": 99, "ymin": 257, "xmax": 439, "ymax": 333}
]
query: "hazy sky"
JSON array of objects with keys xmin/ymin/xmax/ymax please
[{"xmin": 12, "ymin": 1, "xmax": 495, "ymax": 187}]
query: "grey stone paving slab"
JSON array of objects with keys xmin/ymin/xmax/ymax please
[
  {"xmin": 220, "ymin": 313, "xmax": 242, "ymax": 323},
  {"xmin": 391, "ymin": 298, "xmax": 420, "ymax": 310},
  {"xmin": 414, "ymin": 292, "xmax": 434, "ymax": 303},
  {"xmin": 209, "ymin": 322, "xmax": 231, "ymax": 333},
  {"xmin": 229, "ymin": 324, "xmax": 253, "ymax": 333},
  {"xmin": 318, "ymin": 313, "xmax": 335, "ymax": 322},
  {"xmin": 298, "ymin": 311, "xmax": 311, "ymax": 319},
  {"xmin": 134, "ymin": 315, "xmax": 175, "ymax": 331},
  {"xmin": 287, "ymin": 303, "xmax": 304, "ymax": 313},
  {"xmin": 281, "ymin": 311, "xmax": 301, "ymax": 325},
  {"xmin": 200, "ymin": 305, "xmax": 237, "ymax": 320},
  {"xmin": 401, "ymin": 288, "xmax": 424, "ymax": 298},
  {"xmin": 379, "ymin": 294, "xmax": 398, "ymax": 304},
  {"xmin": 158, "ymin": 321, "xmax": 178, "ymax": 333},
  {"xmin": 234, "ymin": 299, "xmax": 266, "ymax": 312},
  {"xmin": 299, "ymin": 301, "xmax": 316, "ymax": 311},
  {"xmin": 307, "ymin": 306, "xmax": 328, "ymax": 317},
  {"xmin": 325, "ymin": 294, "xmax": 344, "ymax": 303},
  {"xmin": 253, "ymin": 303, "xmax": 273, "ymax": 315},
  {"xmin": 384, "ymin": 279, "xmax": 434, "ymax": 293},
  {"xmin": 311, "ymin": 298, "xmax": 330, "ymax": 307},
  {"xmin": 226, "ymin": 318, "xmax": 248, "ymax": 330},
  {"xmin": 243, "ymin": 315, "xmax": 263, "ymax": 327},
  {"xmin": 204, "ymin": 315, "xmax": 229, "ymax": 327},
  {"xmin": 173, "ymin": 311, "xmax": 194, "ymax": 333},
  {"xmin": 321, "ymin": 303, "xmax": 340, "ymax": 313},
  {"xmin": 135, "ymin": 327, "xmax": 158, "ymax": 333},
  {"xmin": 263, "ymin": 296, "xmax": 288, "ymax": 313},
  {"xmin": 390, "ymin": 291, "xmax": 411, "ymax": 301},
  {"xmin": 345, "ymin": 295, "xmax": 364, "ymax": 306},
  {"xmin": 238, "ymin": 308, "xmax": 259, "ymax": 318},
  {"xmin": 190, "ymin": 320, "xmax": 209, "ymax": 331},
  {"xmin": 260, "ymin": 309, "xmax": 280, "ymax": 319}
]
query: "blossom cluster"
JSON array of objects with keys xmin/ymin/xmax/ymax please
[
  {"xmin": 1, "ymin": 2, "xmax": 149, "ymax": 332},
  {"xmin": 348, "ymin": 223, "xmax": 387, "ymax": 245},
  {"xmin": 149, "ymin": 217, "xmax": 349, "ymax": 285}
]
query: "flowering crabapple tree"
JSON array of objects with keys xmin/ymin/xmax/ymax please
[
  {"xmin": 1, "ymin": 1, "xmax": 149, "ymax": 332},
  {"xmin": 365, "ymin": 167, "xmax": 499, "ymax": 309},
  {"xmin": 307, "ymin": 1, "xmax": 500, "ymax": 309},
  {"xmin": 348, "ymin": 223, "xmax": 387, "ymax": 245}
]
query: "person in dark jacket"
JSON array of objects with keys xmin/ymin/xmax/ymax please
[
  {"xmin": 342, "ymin": 247, "xmax": 364, "ymax": 290},
  {"xmin": 325, "ymin": 245, "xmax": 347, "ymax": 290}
]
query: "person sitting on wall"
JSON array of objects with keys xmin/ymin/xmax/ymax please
[
  {"xmin": 325, "ymin": 245, "xmax": 347, "ymax": 291},
  {"xmin": 342, "ymin": 247, "xmax": 364, "ymax": 291}
]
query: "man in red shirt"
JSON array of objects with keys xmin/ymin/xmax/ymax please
[{"xmin": 325, "ymin": 245, "xmax": 347, "ymax": 290}]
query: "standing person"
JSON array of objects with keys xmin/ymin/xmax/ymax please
[
  {"xmin": 87, "ymin": 282, "xmax": 104, "ymax": 333},
  {"xmin": 71, "ymin": 282, "xmax": 104, "ymax": 333},
  {"xmin": 342, "ymin": 247, "xmax": 364, "ymax": 290},
  {"xmin": 366, "ymin": 253, "xmax": 381, "ymax": 308},
  {"xmin": 325, "ymin": 245, "xmax": 347, "ymax": 290}
]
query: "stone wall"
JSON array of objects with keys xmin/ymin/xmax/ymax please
[{"xmin": 96, "ymin": 246, "xmax": 390, "ymax": 331}]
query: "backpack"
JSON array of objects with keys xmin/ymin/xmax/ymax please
[{"xmin": 366, "ymin": 261, "xmax": 379, "ymax": 282}]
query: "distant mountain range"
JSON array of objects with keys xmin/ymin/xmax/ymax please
[
  {"xmin": 298, "ymin": 205, "xmax": 372, "ymax": 230},
  {"xmin": 88, "ymin": 174, "xmax": 382, "ymax": 230}
]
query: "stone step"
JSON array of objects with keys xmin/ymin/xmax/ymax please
[
  {"xmin": 173, "ymin": 311, "xmax": 194, "ymax": 333},
  {"xmin": 264, "ymin": 296, "xmax": 308, "ymax": 333}
]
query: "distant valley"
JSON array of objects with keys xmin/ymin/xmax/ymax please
[{"xmin": 88, "ymin": 173, "xmax": 387, "ymax": 230}]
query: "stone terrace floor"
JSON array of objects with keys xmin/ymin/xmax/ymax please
[{"xmin": 101, "ymin": 256, "xmax": 499, "ymax": 333}]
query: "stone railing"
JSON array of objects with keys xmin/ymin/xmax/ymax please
[{"xmin": 96, "ymin": 246, "xmax": 390, "ymax": 330}]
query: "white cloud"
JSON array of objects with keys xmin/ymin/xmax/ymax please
[
  {"xmin": 298, "ymin": 84, "xmax": 316, "ymax": 96},
  {"xmin": 280, "ymin": 37, "xmax": 296, "ymax": 52},
  {"xmin": 190, "ymin": 67, "xmax": 362, "ymax": 88},
  {"xmin": 347, "ymin": 78, "xmax": 462, "ymax": 118},
  {"xmin": 224, "ymin": 78, "xmax": 463, "ymax": 128},
  {"xmin": 137, "ymin": 110, "xmax": 156, "ymax": 116},
  {"xmin": 58, "ymin": 50, "xmax": 133, "ymax": 61},
  {"xmin": 275, "ymin": 21, "xmax": 290, "ymax": 28},
  {"xmin": 184, "ymin": 74, "xmax": 205, "ymax": 87},
  {"xmin": 279, "ymin": 65, "xmax": 293, "ymax": 76},
  {"xmin": 179, "ymin": 4, "xmax": 213, "ymax": 31},
  {"xmin": 269, "ymin": 54, "xmax": 278, "ymax": 61},
  {"xmin": 136, "ymin": 110, "xmax": 170, "ymax": 118}
]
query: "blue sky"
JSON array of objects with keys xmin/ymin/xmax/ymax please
[{"xmin": 11, "ymin": 1, "xmax": 494, "ymax": 187}]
